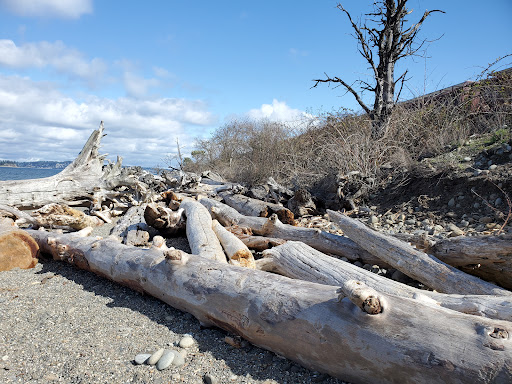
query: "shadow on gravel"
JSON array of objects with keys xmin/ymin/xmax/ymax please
[{"xmin": 35, "ymin": 256, "xmax": 343, "ymax": 384}]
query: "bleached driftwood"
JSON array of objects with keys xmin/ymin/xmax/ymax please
[
  {"xmin": 0, "ymin": 122, "xmax": 144, "ymax": 210},
  {"xmin": 144, "ymin": 203, "xmax": 185, "ymax": 236},
  {"xmin": 227, "ymin": 226, "xmax": 287, "ymax": 251},
  {"xmin": 110, "ymin": 204, "xmax": 157, "ymax": 245},
  {"xmin": 180, "ymin": 199, "xmax": 227, "ymax": 263},
  {"xmin": 212, "ymin": 220, "xmax": 255, "ymax": 268},
  {"xmin": 263, "ymin": 241, "xmax": 512, "ymax": 322},
  {"xmin": 328, "ymin": 210, "xmax": 511, "ymax": 296},
  {"xmin": 31, "ymin": 203, "xmax": 103, "ymax": 230},
  {"xmin": 0, "ymin": 222, "xmax": 39, "ymax": 271},
  {"xmin": 220, "ymin": 192, "xmax": 295, "ymax": 225},
  {"xmin": 200, "ymin": 198, "xmax": 384, "ymax": 266},
  {"xmin": 27, "ymin": 229, "xmax": 512, "ymax": 384}
]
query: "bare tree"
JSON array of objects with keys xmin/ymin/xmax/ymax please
[{"xmin": 313, "ymin": 1, "xmax": 444, "ymax": 138}]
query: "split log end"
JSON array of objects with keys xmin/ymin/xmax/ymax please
[{"xmin": 337, "ymin": 280, "xmax": 384, "ymax": 315}]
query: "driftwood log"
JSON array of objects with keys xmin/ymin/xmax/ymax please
[
  {"xmin": 262, "ymin": 241, "xmax": 512, "ymax": 322},
  {"xmin": 109, "ymin": 204, "xmax": 157, "ymax": 246},
  {"xmin": 211, "ymin": 220, "xmax": 255, "ymax": 268},
  {"xmin": 27, "ymin": 229, "xmax": 512, "ymax": 384},
  {"xmin": 0, "ymin": 221, "xmax": 39, "ymax": 271},
  {"xmin": 180, "ymin": 199, "xmax": 227, "ymax": 263},
  {"xmin": 0, "ymin": 122, "xmax": 145, "ymax": 210},
  {"xmin": 144, "ymin": 203, "xmax": 185, "ymax": 236},
  {"xmin": 329, "ymin": 210, "xmax": 511, "ymax": 296},
  {"xmin": 200, "ymin": 198, "xmax": 385, "ymax": 266},
  {"xmin": 219, "ymin": 192, "xmax": 295, "ymax": 225}
]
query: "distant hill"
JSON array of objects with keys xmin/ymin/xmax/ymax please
[{"xmin": 0, "ymin": 160, "xmax": 72, "ymax": 169}]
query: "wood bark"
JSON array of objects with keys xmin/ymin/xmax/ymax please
[
  {"xmin": 262, "ymin": 241, "xmax": 512, "ymax": 322},
  {"xmin": 180, "ymin": 199, "xmax": 227, "ymax": 263},
  {"xmin": 0, "ymin": 122, "xmax": 145, "ymax": 210},
  {"xmin": 219, "ymin": 192, "xmax": 295, "ymax": 225},
  {"xmin": 200, "ymin": 198, "xmax": 385, "ymax": 266},
  {"xmin": 328, "ymin": 210, "xmax": 511, "ymax": 296},
  {"xmin": 0, "ymin": 222, "xmax": 39, "ymax": 271},
  {"xmin": 212, "ymin": 220, "xmax": 255, "ymax": 268},
  {"xmin": 27, "ymin": 230, "xmax": 512, "ymax": 384}
]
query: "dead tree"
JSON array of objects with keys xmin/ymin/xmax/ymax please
[{"xmin": 313, "ymin": 1, "xmax": 444, "ymax": 138}]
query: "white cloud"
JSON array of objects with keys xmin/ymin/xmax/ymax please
[
  {"xmin": 248, "ymin": 99, "xmax": 317, "ymax": 129},
  {"xmin": 0, "ymin": 0, "xmax": 93, "ymax": 19},
  {"xmin": 0, "ymin": 75, "xmax": 216, "ymax": 166},
  {"xmin": 0, "ymin": 39, "xmax": 106, "ymax": 84},
  {"xmin": 123, "ymin": 72, "xmax": 160, "ymax": 98}
]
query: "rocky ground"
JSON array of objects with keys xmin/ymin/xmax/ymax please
[{"xmin": 1, "ymin": 132, "xmax": 510, "ymax": 384}]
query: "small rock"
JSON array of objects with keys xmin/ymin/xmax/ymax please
[
  {"xmin": 447, "ymin": 198, "xmax": 455, "ymax": 207},
  {"xmin": 147, "ymin": 348, "xmax": 165, "ymax": 365},
  {"xmin": 371, "ymin": 265, "xmax": 380, "ymax": 273},
  {"xmin": 171, "ymin": 350, "xmax": 185, "ymax": 367},
  {"xmin": 460, "ymin": 220, "xmax": 470, "ymax": 227},
  {"xmin": 204, "ymin": 373, "xmax": 219, "ymax": 384},
  {"xmin": 433, "ymin": 224, "xmax": 444, "ymax": 233},
  {"xmin": 1, "ymin": 356, "xmax": 8, "ymax": 362},
  {"xmin": 134, "ymin": 353, "xmax": 151, "ymax": 365},
  {"xmin": 171, "ymin": 373, "xmax": 181, "ymax": 381},
  {"xmin": 404, "ymin": 219, "xmax": 416, "ymax": 225},
  {"xmin": 445, "ymin": 212, "xmax": 457, "ymax": 218},
  {"xmin": 486, "ymin": 223, "xmax": 498, "ymax": 229},
  {"xmin": 354, "ymin": 261, "xmax": 363, "ymax": 268},
  {"xmin": 473, "ymin": 202, "xmax": 480, "ymax": 209},
  {"xmin": 495, "ymin": 198, "xmax": 503, "ymax": 206},
  {"xmin": 391, "ymin": 270, "xmax": 409, "ymax": 283},
  {"xmin": 156, "ymin": 350, "xmax": 175, "ymax": 370},
  {"xmin": 480, "ymin": 217, "xmax": 493, "ymax": 224},
  {"xmin": 179, "ymin": 336, "xmax": 195, "ymax": 348},
  {"xmin": 463, "ymin": 156, "xmax": 471, "ymax": 162},
  {"xmin": 370, "ymin": 215, "xmax": 379, "ymax": 224},
  {"xmin": 340, "ymin": 257, "xmax": 349, "ymax": 262},
  {"xmin": 224, "ymin": 336, "xmax": 242, "ymax": 348},
  {"xmin": 489, "ymin": 164, "xmax": 497, "ymax": 170},
  {"xmin": 363, "ymin": 263, "xmax": 372, "ymax": 271}
]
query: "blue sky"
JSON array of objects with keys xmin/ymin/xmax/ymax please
[{"xmin": 0, "ymin": 0, "xmax": 510, "ymax": 167}]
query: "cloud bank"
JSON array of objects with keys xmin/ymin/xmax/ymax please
[
  {"xmin": 0, "ymin": 0, "xmax": 93, "ymax": 19},
  {"xmin": 248, "ymin": 99, "xmax": 317, "ymax": 129}
]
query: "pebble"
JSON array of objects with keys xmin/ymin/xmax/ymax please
[
  {"xmin": 447, "ymin": 198, "xmax": 455, "ymax": 207},
  {"xmin": 463, "ymin": 156, "xmax": 471, "ymax": 162},
  {"xmin": 404, "ymin": 219, "xmax": 416, "ymax": 225},
  {"xmin": 473, "ymin": 202, "xmax": 480, "ymax": 209},
  {"xmin": 134, "ymin": 353, "xmax": 151, "ymax": 365},
  {"xmin": 156, "ymin": 350, "xmax": 175, "ymax": 370},
  {"xmin": 204, "ymin": 373, "xmax": 219, "ymax": 384},
  {"xmin": 489, "ymin": 164, "xmax": 497, "ymax": 170},
  {"xmin": 171, "ymin": 350, "xmax": 185, "ymax": 367},
  {"xmin": 147, "ymin": 348, "xmax": 165, "ymax": 365},
  {"xmin": 495, "ymin": 197, "xmax": 503, "ymax": 206},
  {"xmin": 480, "ymin": 217, "xmax": 493, "ymax": 224},
  {"xmin": 433, "ymin": 224, "xmax": 444, "ymax": 232},
  {"xmin": 460, "ymin": 220, "xmax": 470, "ymax": 227},
  {"xmin": 354, "ymin": 261, "xmax": 363, "ymax": 268},
  {"xmin": 171, "ymin": 373, "xmax": 181, "ymax": 381},
  {"xmin": 370, "ymin": 215, "xmax": 379, "ymax": 224},
  {"xmin": 179, "ymin": 335, "xmax": 195, "ymax": 348}
]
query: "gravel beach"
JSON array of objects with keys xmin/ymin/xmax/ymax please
[{"xmin": 0, "ymin": 256, "xmax": 347, "ymax": 384}]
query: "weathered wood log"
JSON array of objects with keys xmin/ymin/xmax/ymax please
[
  {"xmin": 328, "ymin": 210, "xmax": 511, "ymax": 296},
  {"xmin": 27, "ymin": 229, "xmax": 512, "ymax": 384},
  {"xmin": 222, "ymin": 225, "xmax": 286, "ymax": 251},
  {"xmin": 287, "ymin": 188, "xmax": 317, "ymax": 216},
  {"xmin": 200, "ymin": 198, "xmax": 385, "ymax": 266},
  {"xmin": 144, "ymin": 203, "xmax": 185, "ymax": 236},
  {"xmin": 394, "ymin": 232, "xmax": 512, "ymax": 290},
  {"xmin": 0, "ymin": 122, "xmax": 144, "ymax": 209},
  {"xmin": 180, "ymin": 199, "xmax": 227, "ymax": 263},
  {"xmin": 263, "ymin": 241, "xmax": 512, "ymax": 322},
  {"xmin": 0, "ymin": 204, "xmax": 40, "ymax": 227},
  {"xmin": 0, "ymin": 222, "xmax": 39, "ymax": 271},
  {"xmin": 110, "ymin": 204, "xmax": 157, "ymax": 245},
  {"xmin": 31, "ymin": 203, "xmax": 103, "ymax": 230},
  {"xmin": 220, "ymin": 192, "xmax": 296, "ymax": 225},
  {"xmin": 211, "ymin": 220, "xmax": 255, "ymax": 268}
]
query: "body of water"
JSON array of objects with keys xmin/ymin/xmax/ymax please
[{"xmin": 0, "ymin": 167, "xmax": 62, "ymax": 181}]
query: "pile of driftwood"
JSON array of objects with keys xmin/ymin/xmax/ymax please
[{"xmin": 1, "ymin": 124, "xmax": 511, "ymax": 384}]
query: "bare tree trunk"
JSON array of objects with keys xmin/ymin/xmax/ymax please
[
  {"xmin": 0, "ymin": 122, "xmax": 145, "ymax": 209},
  {"xmin": 328, "ymin": 210, "xmax": 511, "ymax": 296},
  {"xmin": 262, "ymin": 241, "xmax": 512, "ymax": 322},
  {"xmin": 27, "ymin": 229, "xmax": 512, "ymax": 384}
]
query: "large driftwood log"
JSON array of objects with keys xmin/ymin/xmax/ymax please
[
  {"xmin": 0, "ymin": 122, "xmax": 143, "ymax": 210},
  {"xmin": 219, "ymin": 192, "xmax": 296, "ymax": 225},
  {"xmin": 180, "ymin": 199, "xmax": 227, "ymax": 263},
  {"xmin": 263, "ymin": 241, "xmax": 512, "ymax": 322},
  {"xmin": 27, "ymin": 230, "xmax": 512, "ymax": 384},
  {"xmin": 200, "ymin": 198, "xmax": 384, "ymax": 266},
  {"xmin": 0, "ymin": 222, "xmax": 39, "ymax": 271},
  {"xmin": 328, "ymin": 210, "xmax": 511, "ymax": 296},
  {"xmin": 144, "ymin": 203, "xmax": 185, "ymax": 236},
  {"xmin": 32, "ymin": 203, "xmax": 103, "ymax": 230}
]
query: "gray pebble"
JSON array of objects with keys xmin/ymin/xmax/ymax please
[
  {"xmin": 204, "ymin": 373, "xmax": 219, "ymax": 384},
  {"xmin": 463, "ymin": 156, "xmax": 471, "ymax": 162},
  {"xmin": 147, "ymin": 348, "xmax": 165, "ymax": 365},
  {"xmin": 495, "ymin": 197, "xmax": 503, "ymax": 206},
  {"xmin": 156, "ymin": 350, "xmax": 175, "ymax": 370},
  {"xmin": 489, "ymin": 164, "xmax": 497, "ymax": 170},
  {"xmin": 171, "ymin": 350, "xmax": 185, "ymax": 367},
  {"xmin": 370, "ymin": 215, "xmax": 379, "ymax": 224},
  {"xmin": 353, "ymin": 261, "xmax": 363, "ymax": 268},
  {"xmin": 179, "ymin": 336, "xmax": 195, "ymax": 348},
  {"xmin": 447, "ymin": 198, "xmax": 455, "ymax": 207},
  {"xmin": 134, "ymin": 353, "xmax": 151, "ymax": 365},
  {"xmin": 171, "ymin": 373, "xmax": 181, "ymax": 381}
]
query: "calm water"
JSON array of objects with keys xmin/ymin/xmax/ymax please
[{"xmin": 0, "ymin": 167, "xmax": 62, "ymax": 181}]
